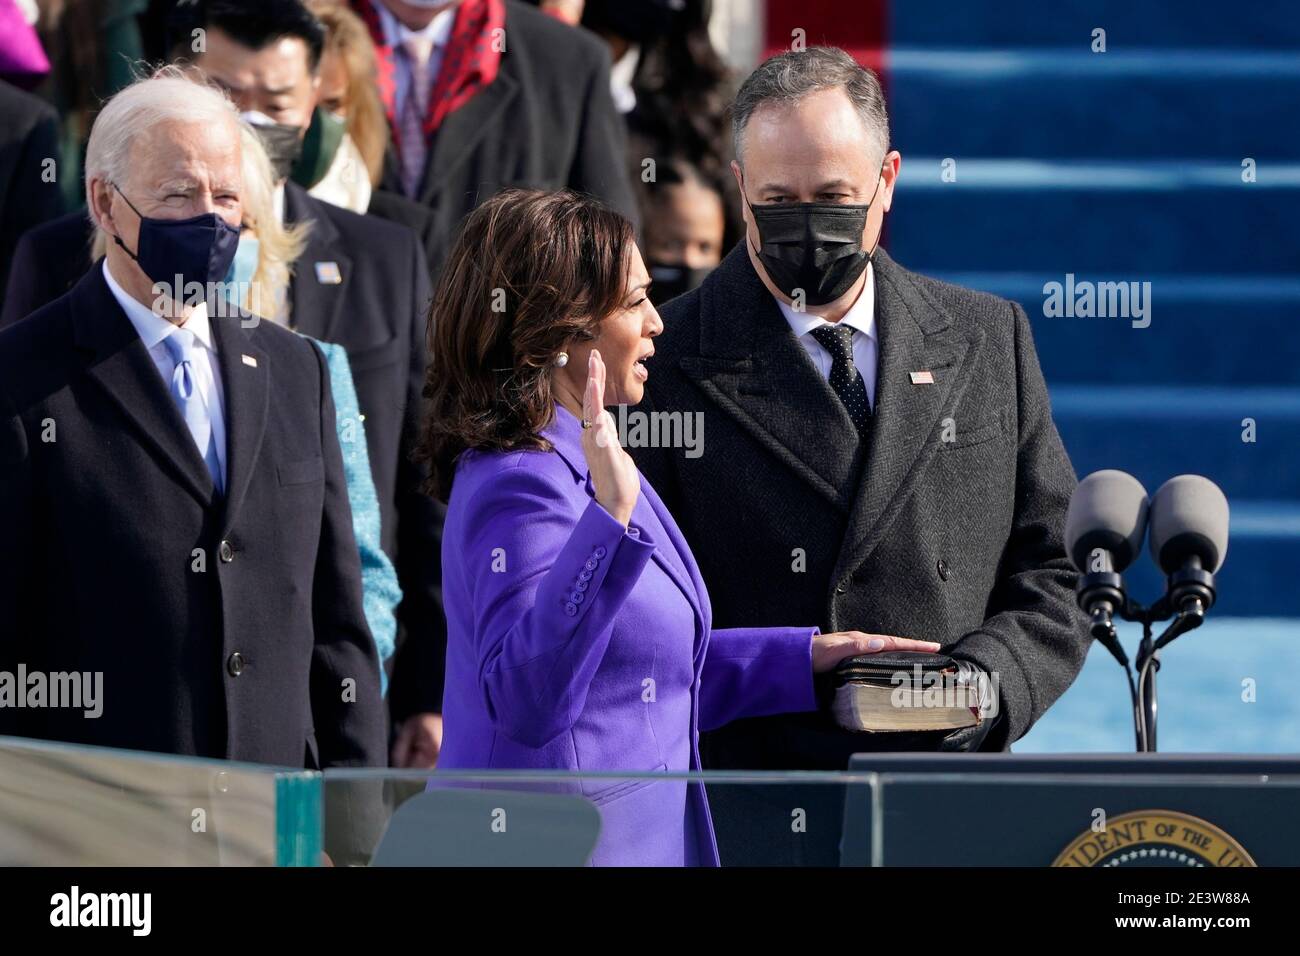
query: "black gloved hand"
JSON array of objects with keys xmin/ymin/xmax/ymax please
[{"xmin": 937, "ymin": 659, "xmax": 1002, "ymax": 752}]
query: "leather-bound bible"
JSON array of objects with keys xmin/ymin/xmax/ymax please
[{"xmin": 831, "ymin": 651, "xmax": 981, "ymax": 733}]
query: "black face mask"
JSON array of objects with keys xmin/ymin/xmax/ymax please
[
  {"xmin": 647, "ymin": 260, "xmax": 711, "ymax": 305},
  {"xmin": 111, "ymin": 185, "xmax": 241, "ymax": 299},
  {"xmin": 247, "ymin": 119, "xmax": 305, "ymax": 183},
  {"xmin": 745, "ymin": 174, "xmax": 883, "ymax": 306}
]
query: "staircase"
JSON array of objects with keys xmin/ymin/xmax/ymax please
[{"xmin": 883, "ymin": 0, "xmax": 1300, "ymax": 619}]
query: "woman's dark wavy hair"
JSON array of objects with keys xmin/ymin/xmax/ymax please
[{"xmin": 418, "ymin": 188, "xmax": 635, "ymax": 500}]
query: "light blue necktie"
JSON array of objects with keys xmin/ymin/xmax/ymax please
[{"xmin": 164, "ymin": 328, "xmax": 223, "ymax": 494}]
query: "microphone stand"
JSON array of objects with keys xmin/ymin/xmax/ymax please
[
  {"xmin": 1133, "ymin": 613, "xmax": 1159, "ymax": 752},
  {"xmin": 1077, "ymin": 568, "xmax": 1214, "ymax": 753}
]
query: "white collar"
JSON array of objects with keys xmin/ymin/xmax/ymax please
[
  {"xmin": 377, "ymin": 4, "xmax": 457, "ymax": 49},
  {"xmin": 776, "ymin": 261, "xmax": 876, "ymax": 341},
  {"xmin": 102, "ymin": 259, "xmax": 215, "ymax": 352}
]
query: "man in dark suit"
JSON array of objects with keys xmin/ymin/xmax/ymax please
[
  {"xmin": 2, "ymin": 1, "xmax": 448, "ymax": 767},
  {"xmin": 353, "ymin": 0, "xmax": 638, "ymax": 270},
  {"xmin": 631, "ymin": 48, "xmax": 1091, "ymax": 863},
  {"xmin": 0, "ymin": 80, "xmax": 65, "ymax": 310},
  {"xmin": 0, "ymin": 71, "xmax": 386, "ymax": 768}
]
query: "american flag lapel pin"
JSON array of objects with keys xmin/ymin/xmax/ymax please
[
  {"xmin": 910, "ymin": 370, "xmax": 935, "ymax": 385},
  {"xmin": 314, "ymin": 261, "xmax": 342, "ymax": 285}
]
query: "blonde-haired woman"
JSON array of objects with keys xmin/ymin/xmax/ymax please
[{"xmin": 297, "ymin": 0, "xmax": 390, "ymax": 213}]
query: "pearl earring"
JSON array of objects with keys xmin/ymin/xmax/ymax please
[{"xmin": 555, "ymin": 352, "xmax": 569, "ymax": 368}]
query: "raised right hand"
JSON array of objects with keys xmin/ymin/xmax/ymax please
[{"xmin": 581, "ymin": 349, "xmax": 640, "ymax": 527}]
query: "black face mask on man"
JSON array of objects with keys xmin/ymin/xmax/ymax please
[
  {"xmin": 242, "ymin": 111, "xmax": 305, "ymax": 183},
  {"xmin": 744, "ymin": 172, "xmax": 884, "ymax": 306},
  {"xmin": 110, "ymin": 184, "xmax": 241, "ymax": 299}
]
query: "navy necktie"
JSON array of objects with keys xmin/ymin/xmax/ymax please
[{"xmin": 810, "ymin": 324, "xmax": 871, "ymax": 433}]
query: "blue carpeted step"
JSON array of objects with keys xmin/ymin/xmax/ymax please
[
  {"xmin": 890, "ymin": 0, "xmax": 1300, "ymax": 50},
  {"xmin": 919, "ymin": 271, "xmax": 1300, "ymax": 386},
  {"xmin": 887, "ymin": 49, "xmax": 1300, "ymax": 159},
  {"xmin": 1050, "ymin": 385, "xmax": 1300, "ymax": 500},
  {"xmin": 889, "ymin": 159, "xmax": 1300, "ymax": 273}
]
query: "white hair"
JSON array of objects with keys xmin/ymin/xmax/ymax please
[{"xmin": 84, "ymin": 65, "xmax": 242, "ymax": 191}]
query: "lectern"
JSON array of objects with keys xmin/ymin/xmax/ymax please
[{"xmin": 841, "ymin": 753, "xmax": 1300, "ymax": 866}]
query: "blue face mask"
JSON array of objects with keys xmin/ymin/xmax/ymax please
[
  {"xmin": 223, "ymin": 233, "xmax": 261, "ymax": 308},
  {"xmin": 111, "ymin": 184, "xmax": 241, "ymax": 301}
]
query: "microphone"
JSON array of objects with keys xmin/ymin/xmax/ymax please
[
  {"xmin": 1065, "ymin": 470, "xmax": 1151, "ymax": 666},
  {"xmin": 1148, "ymin": 475, "xmax": 1229, "ymax": 625}
]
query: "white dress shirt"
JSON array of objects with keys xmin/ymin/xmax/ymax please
[
  {"xmin": 102, "ymin": 261, "xmax": 229, "ymax": 487},
  {"xmin": 376, "ymin": 5, "xmax": 455, "ymax": 126},
  {"xmin": 775, "ymin": 262, "xmax": 878, "ymax": 411}
]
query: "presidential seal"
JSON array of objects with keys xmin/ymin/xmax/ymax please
[{"xmin": 1052, "ymin": 810, "xmax": 1256, "ymax": 867}]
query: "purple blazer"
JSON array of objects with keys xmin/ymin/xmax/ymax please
[{"xmin": 435, "ymin": 404, "xmax": 818, "ymax": 865}]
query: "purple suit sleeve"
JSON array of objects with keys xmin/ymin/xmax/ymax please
[
  {"xmin": 699, "ymin": 627, "xmax": 819, "ymax": 732},
  {"xmin": 463, "ymin": 466, "xmax": 656, "ymax": 747}
]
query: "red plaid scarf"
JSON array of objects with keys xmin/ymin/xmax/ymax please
[{"xmin": 352, "ymin": 0, "xmax": 506, "ymax": 145}]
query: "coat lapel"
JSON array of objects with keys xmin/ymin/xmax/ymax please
[
  {"xmin": 832, "ymin": 250, "xmax": 980, "ymax": 581},
  {"xmin": 635, "ymin": 471, "xmax": 712, "ymax": 659},
  {"xmin": 634, "ymin": 481, "xmax": 703, "ymax": 629},
  {"xmin": 543, "ymin": 406, "xmax": 706, "ymax": 634},
  {"xmin": 210, "ymin": 313, "xmax": 269, "ymax": 535},
  {"xmin": 284, "ymin": 183, "xmax": 351, "ymax": 341},
  {"xmin": 677, "ymin": 244, "xmax": 862, "ymax": 511},
  {"xmin": 73, "ymin": 267, "xmax": 216, "ymax": 507},
  {"xmin": 416, "ymin": 68, "xmax": 519, "ymax": 207},
  {"xmin": 380, "ymin": 146, "xmax": 403, "ymax": 197}
]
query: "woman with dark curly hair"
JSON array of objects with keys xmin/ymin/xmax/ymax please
[{"xmin": 421, "ymin": 188, "xmax": 938, "ymax": 866}]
